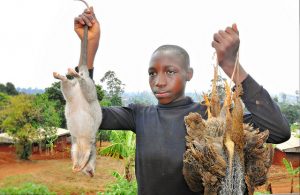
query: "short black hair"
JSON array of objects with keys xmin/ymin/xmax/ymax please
[{"xmin": 152, "ymin": 45, "xmax": 190, "ymax": 69}]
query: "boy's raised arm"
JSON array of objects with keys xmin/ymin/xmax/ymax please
[
  {"xmin": 74, "ymin": 6, "xmax": 100, "ymax": 70},
  {"xmin": 212, "ymin": 24, "xmax": 290, "ymax": 143}
]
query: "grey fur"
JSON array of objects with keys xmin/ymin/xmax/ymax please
[{"xmin": 53, "ymin": 25, "xmax": 102, "ymax": 177}]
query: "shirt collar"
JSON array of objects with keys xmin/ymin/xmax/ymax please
[{"xmin": 157, "ymin": 96, "xmax": 193, "ymax": 108}]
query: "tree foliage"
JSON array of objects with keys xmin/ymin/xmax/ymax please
[
  {"xmin": 0, "ymin": 93, "xmax": 62, "ymax": 159},
  {"xmin": 0, "ymin": 94, "xmax": 40, "ymax": 159},
  {"xmin": 100, "ymin": 71, "xmax": 125, "ymax": 106},
  {"xmin": 0, "ymin": 82, "xmax": 19, "ymax": 96},
  {"xmin": 279, "ymin": 102, "xmax": 300, "ymax": 124},
  {"xmin": 44, "ymin": 82, "xmax": 66, "ymax": 128},
  {"xmin": 33, "ymin": 93, "xmax": 61, "ymax": 154}
]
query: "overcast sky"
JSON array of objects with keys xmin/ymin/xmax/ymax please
[{"xmin": 0, "ymin": 0, "xmax": 298, "ymax": 95}]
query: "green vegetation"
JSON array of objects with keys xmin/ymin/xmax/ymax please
[
  {"xmin": 0, "ymin": 182, "xmax": 56, "ymax": 195},
  {"xmin": 274, "ymin": 92, "xmax": 300, "ymax": 125},
  {"xmin": 254, "ymin": 191, "xmax": 270, "ymax": 195},
  {"xmin": 100, "ymin": 70, "xmax": 125, "ymax": 106},
  {"xmin": 0, "ymin": 82, "xmax": 19, "ymax": 96},
  {"xmin": 282, "ymin": 158, "xmax": 300, "ymax": 193},
  {"xmin": 100, "ymin": 131, "xmax": 136, "ymax": 182},
  {"xmin": 0, "ymin": 95, "xmax": 40, "ymax": 159},
  {"xmin": 280, "ymin": 103, "xmax": 300, "ymax": 125},
  {"xmin": 98, "ymin": 171, "xmax": 137, "ymax": 195},
  {"xmin": 0, "ymin": 93, "xmax": 61, "ymax": 159},
  {"xmin": 291, "ymin": 123, "xmax": 299, "ymax": 132}
]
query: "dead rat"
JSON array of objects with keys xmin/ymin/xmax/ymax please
[{"xmin": 53, "ymin": 0, "xmax": 102, "ymax": 177}]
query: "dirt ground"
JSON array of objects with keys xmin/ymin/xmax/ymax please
[
  {"xmin": 0, "ymin": 142, "xmax": 124, "ymax": 194},
  {"xmin": 0, "ymin": 143, "xmax": 299, "ymax": 194}
]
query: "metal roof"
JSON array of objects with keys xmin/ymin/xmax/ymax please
[
  {"xmin": 0, "ymin": 128, "xmax": 70, "ymax": 144},
  {"xmin": 276, "ymin": 133, "xmax": 300, "ymax": 153}
]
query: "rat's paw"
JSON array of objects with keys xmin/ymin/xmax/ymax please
[
  {"xmin": 53, "ymin": 72, "xmax": 67, "ymax": 81},
  {"xmin": 67, "ymin": 68, "xmax": 80, "ymax": 78}
]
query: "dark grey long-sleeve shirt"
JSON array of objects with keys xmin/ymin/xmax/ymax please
[{"xmin": 99, "ymin": 75, "xmax": 290, "ymax": 195}]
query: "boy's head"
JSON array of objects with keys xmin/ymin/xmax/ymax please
[{"xmin": 148, "ymin": 45, "xmax": 193, "ymax": 105}]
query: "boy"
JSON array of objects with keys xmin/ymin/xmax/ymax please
[{"xmin": 74, "ymin": 7, "xmax": 290, "ymax": 195}]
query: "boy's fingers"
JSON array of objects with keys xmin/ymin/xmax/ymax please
[
  {"xmin": 83, "ymin": 13, "xmax": 96, "ymax": 23},
  {"xmin": 232, "ymin": 23, "xmax": 239, "ymax": 34},
  {"xmin": 219, "ymin": 30, "xmax": 231, "ymax": 40},
  {"xmin": 211, "ymin": 41, "xmax": 220, "ymax": 49},
  {"xmin": 213, "ymin": 33, "xmax": 223, "ymax": 43},
  {"xmin": 84, "ymin": 6, "xmax": 94, "ymax": 15},
  {"xmin": 89, "ymin": 6, "xmax": 94, "ymax": 13},
  {"xmin": 81, "ymin": 14, "xmax": 92, "ymax": 26},
  {"xmin": 74, "ymin": 16, "xmax": 85, "ymax": 25},
  {"xmin": 225, "ymin": 27, "xmax": 235, "ymax": 35}
]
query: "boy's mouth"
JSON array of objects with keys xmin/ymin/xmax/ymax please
[{"xmin": 154, "ymin": 91, "xmax": 170, "ymax": 98}]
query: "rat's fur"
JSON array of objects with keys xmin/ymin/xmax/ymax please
[{"xmin": 53, "ymin": 66, "xmax": 102, "ymax": 177}]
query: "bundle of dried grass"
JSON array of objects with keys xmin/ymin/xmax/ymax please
[{"xmin": 183, "ymin": 54, "xmax": 274, "ymax": 195}]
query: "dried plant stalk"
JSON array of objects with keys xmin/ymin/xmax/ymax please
[{"xmin": 183, "ymin": 52, "xmax": 274, "ymax": 195}]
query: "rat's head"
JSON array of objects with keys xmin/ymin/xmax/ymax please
[{"xmin": 148, "ymin": 45, "xmax": 193, "ymax": 105}]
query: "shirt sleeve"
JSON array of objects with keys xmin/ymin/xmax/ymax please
[
  {"xmin": 75, "ymin": 66, "xmax": 94, "ymax": 80},
  {"xmin": 99, "ymin": 105, "xmax": 136, "ymax": 132},
  {"xmin": 241, "ymin": 75, "xmax": 291, "ymax": 144}
]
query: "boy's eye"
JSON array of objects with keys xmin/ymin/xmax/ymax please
[
  {"xmin": 166, "ymin": 70, "xmax": 176, "ymax": 75},
  {"xmin": 148, "ymin": 72, "xmax": 157, "ymax": 77}
]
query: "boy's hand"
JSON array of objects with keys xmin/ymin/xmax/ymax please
[
  {"xmin": 74, "ymin": 6, "xmax": 100, "ymax": 43},
  {"xmin": 74, "ymin": 6, "xmax": 100, "ymax": 69},
  {"xmin": 212, "ymin": 24, "xmax": 248, "ymax": 83}
]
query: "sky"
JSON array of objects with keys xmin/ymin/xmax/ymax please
[{"xmin": 0, "ymin": 0, "xmax": 299, "ymax": 95}]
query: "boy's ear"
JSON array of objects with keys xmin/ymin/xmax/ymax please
[{"xmin": 186, "ymin": 68, "xmax": 193, "ymax": 81}]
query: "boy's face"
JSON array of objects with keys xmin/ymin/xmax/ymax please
[{"xmin": 148, "ymin": 51, "xmax": 190, "ymax": 105}]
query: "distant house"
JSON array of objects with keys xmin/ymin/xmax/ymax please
[
  {"xmin": 273, "ymin": 133, "xmax": 300, "ymax": 167},
  {"xmin": 0, "ymin": 128, "xmax": 71, "ymax": 153},
  {"xmin": 51, "ymin": 128, "xmax": 71, "ymax": 152}
]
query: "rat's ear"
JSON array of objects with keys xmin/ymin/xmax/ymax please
[{"xmin": 186, "ymin": 67, "xmax": 193, "ymax": 81}]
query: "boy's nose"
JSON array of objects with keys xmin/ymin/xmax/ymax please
[{"xmin": 155, "ymin": 74, "xmax": 167, "ymax": 88}]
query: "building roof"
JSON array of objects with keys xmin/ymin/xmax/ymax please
[
  {"xmin": 0, "ymin": 128, "xmax": 70, "ymax": 144},
  {"xmin": 276, "ymin": 133, "xmax": 300, "ymax": 153},
  {"xmin": 0, "ymin": 133, "xmax": 14, "ymax": 144}
]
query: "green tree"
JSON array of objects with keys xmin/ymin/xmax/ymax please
[
  {"xmin": 100, "ymin": 131, "xmax": 136, "ymax": 181},
  {"xmin": 100, "ymin": 71, "xmax": 125, "ymax": 106},
  {"xmin": 0, "ymin": 93, "xmax": 10, "ymax": 132},
  {"xmin": 0, "ymin": 82, "xmax": 19, "ymax": 96},
  {"xmin": 273, "ymin": 96, "xmax": 279, "ymax": 103},
  {"xmin": 0, "ymin": 83, "xmax": 6, "ymax": 94},
  {"xmin": 0, "ymin": 94, "xmax": 40, "ymax": 160},
  {"xmin": 6, "ymin": 82, "xmax": 19, "ymax": 95},
  {"xmin": 96, "ymin": 84, "xmax": 105, "ymax": 102},
  {"xmin": 44, "ymin": 82, "xmax": 66, "ymax": 128},
  {"xmin": 279, "ymin": 102, "xmax": 300, "ymax": 124},
  {"xmin": 33, "ymin": 93, "xmax": 61, "ymax": 154}
]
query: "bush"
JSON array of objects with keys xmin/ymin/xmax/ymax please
[
  {"xmin": 98, "ymin": 171, "xmax": 137, "ymax": 195},
  {"xmin": 0, "ymin": 182, "xmax": 56, "ymax": 195}
]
